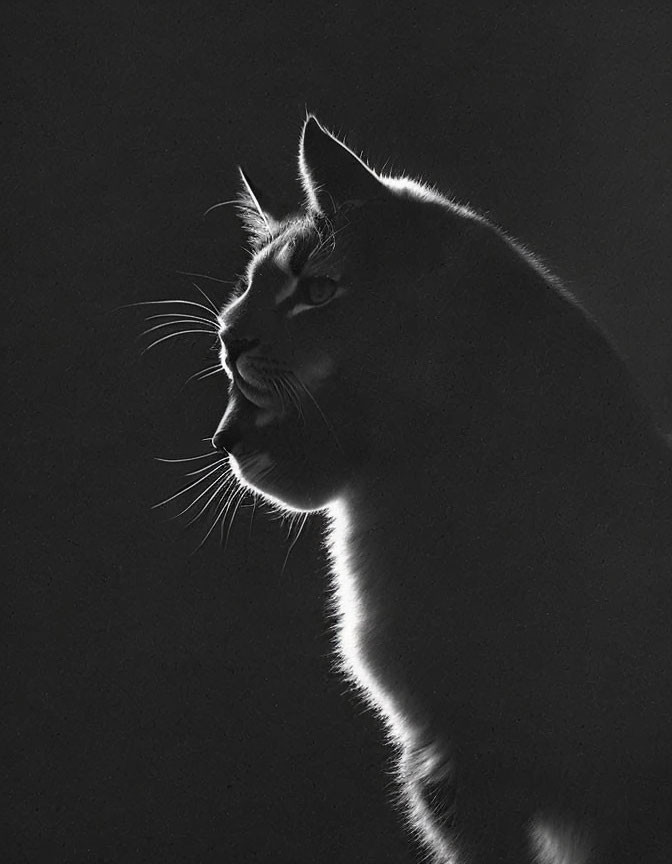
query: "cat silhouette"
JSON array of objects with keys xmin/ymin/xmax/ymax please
[{"xmin": 211, "ymin": 116, "xmax": 672, "ymax": 863}]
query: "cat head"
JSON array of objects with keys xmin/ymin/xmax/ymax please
[
  {"xmin": 210, "ymin": 117, "xmax": 649, "ymax": 516},
  {"xmin": 212, "ymin": 117, "xmax": 512, "ymax": 511}
]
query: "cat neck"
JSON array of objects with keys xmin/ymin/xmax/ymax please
[
  {"xmin": 335, "ymin": 416, "xmax": 669, "ymax": 599},
  {"xmin": 324, "ymin": 403, "xmax": 672, "ymax": 758}
]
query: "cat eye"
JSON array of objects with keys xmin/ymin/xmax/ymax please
[{"xmin": 304, "ymin": 276, "xmax": 338, "ymax": 306}]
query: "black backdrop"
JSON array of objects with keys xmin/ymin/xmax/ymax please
[{"xmin": 6, "ymin": 2, "xmax": 671, "ymax": 862}]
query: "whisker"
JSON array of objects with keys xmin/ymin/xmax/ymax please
[
  {"xmin": 193, "ymin": 483, "xmax": 243, "ymax": 552},
  {"xmin": 178, "ymin": 471, "xmax": 235, "ymax": 521},
  {"xmin": 140, "ymin": 320, "xmax": 219, "ymax": 339},
  {"xmin": 146, "ymin": 313, "xmax": 218, "ymax": 326},
  {"xmin": 142, "ymin": 328, "xmax": 219, "ymax": 354},
  {"xmin": 152, "ymin": 461, "xmax": 226, "ymax": 508},
  {"xmin": 281, "ymin": 512, "xmax": 309, "ymax": 577},
  {"xmin": 248, "ymin": 496, "xmax": 258, "ymax": 539},
  {"xmin": 191, "ymin": 282, "xmax": 220, "ymax": 317},
  {"xmin": 200, "ymin": 482, "xmax": 239, "ymax": 543},
  {"xmin": 268, "ymin": 379, "xmax": 287, "ymax": 415},
  {"xmin": 185, "ymin": 474, "xmax": 237, "ymax": 526},
  {"xmin": 185, "ymin": 459, "xmax": 228, "ymax": 477},
  {"xmin": 216, "ymin": 488, "xmax": 237, "ymax": 547},
  {"xmin": 175, "ymin": 270, "xmax": 237, "ymax": 286},
  {"xmin": 309, "ymin": 219, "xmax": 348, "ymax": 262},
  {"xmin": 203, "ymin": 199, "xmax": 239, "ymax": 217},
  {"xmin": 154, "ymin": 452, "xmax": 216, "ymax": 463},
  {"xmin": 118, "ymin": 299, "xmax": 217, "ymax": 315},
  {"xmin": 292, "ymin": 372, "xmax": 344, "ymax": 452},
  {"xmin": 194, "ymin": 366, "xmax": 223, "ymax": 381},
  {"xmin": 222, "ymin": 487, "xmax": 246, "ymax": 550},
  {"xmin": 284, "ymin": 511, "xmax": 299, "ymax": 541},
  {"xmin": 183, "ymin": 364, "xmax": 223, "ymax": 386},
  {"xmin": 279, "ymin": 374, "xmax": 305, "ymax": 425},
  {"xmin": 279, "ymin": 376, "xmax": 301, "ymax": 421}
]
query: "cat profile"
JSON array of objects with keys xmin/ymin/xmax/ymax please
[{"xmin": 211, "ymin": 116, "xmax": 672, "ymax": 863}]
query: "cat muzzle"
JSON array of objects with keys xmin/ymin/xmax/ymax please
[
  {"xmin": 232, "ymin": 368, "xmax": 277, "ymax": 411},
  {"xmin": 212, "ymin": 393, "xmax": 252, "ymax": 454}
]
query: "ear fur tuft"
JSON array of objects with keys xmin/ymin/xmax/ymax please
[
  {"xmin": 299, "ymin": 115, "xmax": 385, "ymax": 212},
  {"xmin": 236, "ymin": 167, "xmax": 280, "ymax": 249}
]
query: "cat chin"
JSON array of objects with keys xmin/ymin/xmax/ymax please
[
  {"xmin": 231, "ymin": 450, "xmax": 338, "ymax": 513},
  {"xmin": 212, "ymin": 390, "xmax": 345, "ymax": 509}
]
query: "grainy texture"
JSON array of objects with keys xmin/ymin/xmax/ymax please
[{"xmin": 5, "ymin": 2, "xmax": 671, "ymax": 862}]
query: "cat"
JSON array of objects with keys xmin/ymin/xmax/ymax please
[{"xmin": 210, "ymin": 116, "xmax": 672, "ymax": 863}]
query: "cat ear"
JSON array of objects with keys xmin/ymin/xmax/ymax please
[
  {"xmin": 236, "ymin": 167, "xmax": 281, "ymax": 247},
  {"xmin": 299, "ymin": 115, "xmax": 386, "ymax": 212}
]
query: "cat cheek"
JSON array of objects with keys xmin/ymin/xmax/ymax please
[{"xmin": 299, "ymin": 356, "xmax": 335, "ymax": 389}]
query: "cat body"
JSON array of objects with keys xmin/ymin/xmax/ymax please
[{"xmin": 212, "ymin": 117, "xmax": 672, "ymax": 862}]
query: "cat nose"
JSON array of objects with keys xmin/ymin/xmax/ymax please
[
  {"xmin": 212, "ymin": 426, "xmax": 237, "ymax": 453},
  {"xmin": 223, "ymin": 336, "xmax": 260, "ymax": 366},
  {"xmin": 212, "ymin": 401, "xmax": 246, "ymax": 454}
]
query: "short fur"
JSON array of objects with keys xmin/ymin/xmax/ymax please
[{"xmin": 212, "ymin": 116, "xmax": 672, "ymax": 862}]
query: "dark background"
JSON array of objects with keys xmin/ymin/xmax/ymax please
[{"xmin": 5, "ymin": 2, "xmax": 671, "ymax": 862}]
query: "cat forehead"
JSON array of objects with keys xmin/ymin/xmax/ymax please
[
  {"xmin": 272, "ymin": 229, "xmax": 318, "ymax": 274},
  {"xmin": 249, "ymin": 212, "xmax": 343, "ymax": 277}
]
